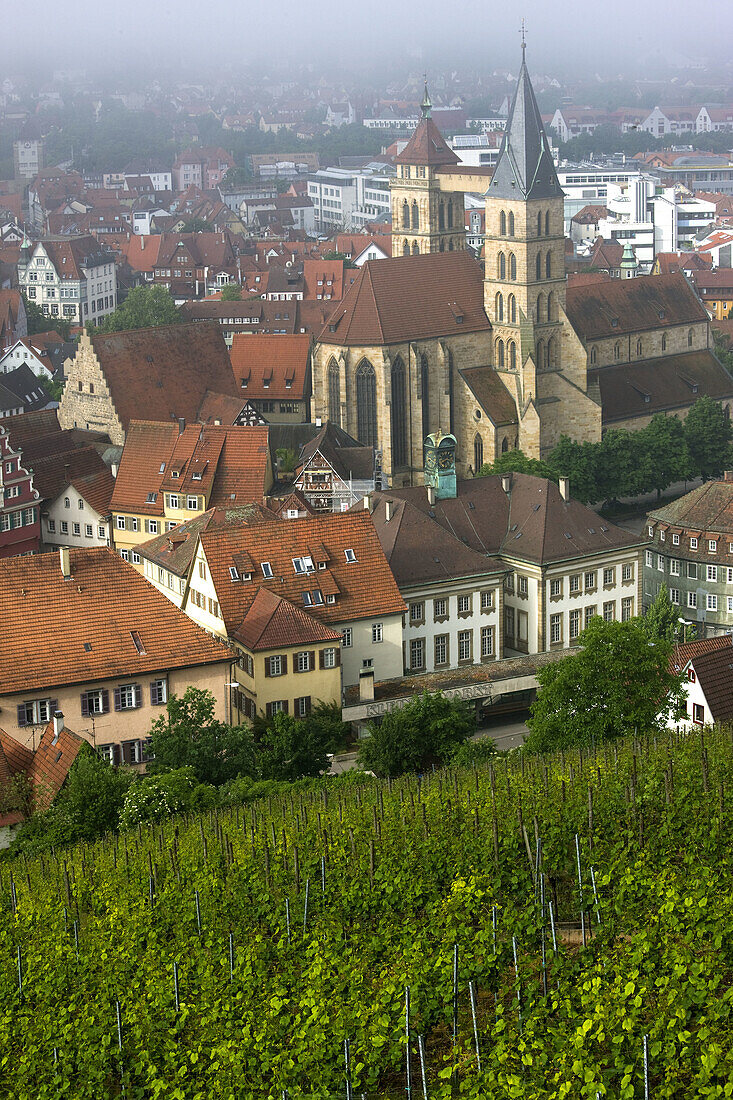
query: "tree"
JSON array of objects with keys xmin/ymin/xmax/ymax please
[
  {"xmin": 635, "ymin": 414, "xmax": 691, "ymax": 498},
  {"xmin": 525, "ymin": 616, "xmax": 686, "ymax": 754},
  {"xmin": 478, "ymin": 449, "xmax": 556, "ymax": 480},
  {"xmin": 683, "ymin": 395, "xmax": 733, "ymax": 481},
  {"xmin": 256, "ymin": 712, "xmax": 330, "ymax": 781},
  {"xmin": 148, "ymin": 687, "xmax": 258, "ymax": 786},
  {"xmin": 358, "ymin": 692, "xmax": 476, "ymax": 777},
  {"xmin": 220, "ymin": 283, "xmax": 242, "ymax": 301},
  {"xmin": 643, "ymin": 584, "xmax": 684, "ymax": 643},
  {"xmin": 93, "ymin": 285, "xmax": 182, "ymax": 334},
  {"xmin": 545, "ymin": 437, "xmax": 600, "ymax": 505},
  {"xmin": 21, "ymin": 293, "xmax": 72, "ymax": 340},
  {"xmin": 178, "ymin": 218, "xmax": 211, "ymax": 233}
]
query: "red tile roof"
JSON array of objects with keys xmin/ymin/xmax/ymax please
[
  {"xmin": 318, "ymin": 252, "xmax": 489, "ymax": 346},
  {"xmin": 394, "ymin": 116, "xmax": 460, "ymax": 167},
  {"xmin": 28, "ymin": 720, "xmax": 84, "ymax": 812},
  {"xmin": 229, "ymin": 334, "xmax": 311, "ymax": 401},
  {"xmin": 671, "ymin": 633, "xmax": 732, "ymax": 674},
  {"xmin": 566, "ymin": 273, "xmax": 708, "ymax": 340},
  {"xmin": 0, "ymin": 547, "xmax": 232, "ymax": 695},
  {"xmin": 302, "ymin": 259, "xmax": 344, "ymax": 301},
  {"xmin": 590, "ymin": 351, "xmax": 733, "ymax": 425},
  {"xmin": 236, "ymin": 587, "xmax": 341, "ymax": 650}
]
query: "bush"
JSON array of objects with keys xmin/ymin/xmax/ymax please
[
  {"xmin": 119, "ymin": 767, "xmax": 196, "ymax": 830},
  {"xmin": 358, "ymin": 692, "xmax": 476, "ymax": 777}
]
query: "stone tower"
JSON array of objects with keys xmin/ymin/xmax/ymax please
[{"xmin": 390, "ymin": 84, "xmax": 466, "ymax": 256}]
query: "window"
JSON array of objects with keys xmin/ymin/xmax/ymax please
[
  {"xmin": 517, "ymin": 576, "xmax": 528, "ymax": 598},
  {"xmin": 48, "ymin": 519, "xmax": 56, "ymax": 533},
  {"xmin": 114, "ymin": 684, "xmax": 142, "ymax": 711},
  {"xmin": 458, "ymin": 595, "xmax": 472, "ymax": 615},
  {"xmin": 64, "ymin": 497, "xmax": 70, "ymax": 509},
  {"xmin": 728, "ymin": 596, "xmax": 733, "ymax": 613},
  {"xmin": 622, "ymin": 563, "xmax": 634, "ymax": 582},
  {"xmin": 690, "ymin": 537, "xmax": 698, "ymax": 550},
  {"xmin": 585, "ymin": 571, "xmax": 596, "ymax": 590},
  {"xmin": 585, "ymin": 605, "xmax": 597, "ymax": 628},
  {"xmin": 17, "ymin": 698, "xmax": 55, "ymax": 726},
  {"xmin": 709, "ymin": 540, "xmax": 717, "ymax": 553},
  {"xmin": 150, "ymin": 679, "xmax": 167, "ymax": 705},
  {"xmin": 409, "ymin": 602, "xmax": 424, "ymax": 623},
  {"xmin": 85, "ymin": 524, "xmax": 93, "ymax": 537},
  {"xmin": 670, "ymin": 560, "xmax": 680, "ymax": 576},
  {"xmin": 603, "ymin": 601, "xmax": 615, "ymax": 622},
  {"xmin": 707, "ymin": 565, "xmax": 718, "ymax": 582},
  {"xmin": 434, "ymin": 634, "xmax": 448, "ymax": 666},
  {"xmin": 688, "ymin": 563, "xmax": 698, "ymax": 579},
  {"xmin": 78, "ymin": 499, "xmax": 84, "ymax": 511},
  {"xmin": 657, "ymin": 556, "xmax": 664, "ymax": 573},
  {"xmin": 728, "ymin": 567, "xmax": 733, "ymax": 584},
  {"xmin": 80, "ymin": 689, "xmax": 109, "ymax": 716},
  {"xmin": 371, "ymin": 623, "xmax": 383, "ymax": 644},
  {"xmin": 458, "ymin": 630, "xmax": 472, "ymax": 661},
  {"xmin": 660, "ymin": 529, "xmax": 665, "ymax": 542},
  {"xmin": 603, "ymin": 568, "xmax": 615, "ymax": 585},
  {"xmin": 341, "ymin": 628, "xmax": 352, "ymax": 648},
  {"xmin": 621, "ymin": 597, "xmax": 634, "ymax": 621},
  {"xmin": 707, "ymin": 594, "xmax": 718, "ymax": 612},
  {"xmin": 267, "ymin": 655, "xmax": 284, "ymax": 676},
  {"xmin": 116, "ymin": 515, "xmax": 126, "ymax": 530},
  {"xmin": 296, "ymin": 651, "xmax": 312, "ymax": 672},
  {"xmin": 670, "ymin": 589, "xmax": 680, "ymax": 604},
  {"xmin": 569, "ymin": 609, "xmax": 581, "ymax": 640},
  {"xmin": 266, "ymin": 701, "xmax": 287, "ymax": 718},
  {"xmin": 570, "ymin": 574, "xmax": 581, "ymax": 594},
  {"xmin": 550, "ymin": 578, "xmax": 562, "ymax": 597},
  {"xmin": 481, "ymin": 626, "xmax": 494, "ymax": 658},
  {"xmin": 168, "ymin": 494, "xmax": 179, "ymax": 509},
  {"xmin": 550, "ymin": 614, "xmax": 562, "ymax": 644},
  {"xmin": 146, "ymin": 520, "xmax": 158, "ymax": 535},
  {"xmin": 120, "ymin": 549, "xmax": 128, "ymax": 561},
  {"xmin": 410, "ymin": 638, "xmax": 425, "ymax": 671},
  {"xmin": 672, "ymin": 533, "xmax": 680, "ymax": 546},
  {"xmin": 207, "ymin": 598, "xmax": 219, "ymax": 617},
  {"xmin": 688, "ymin": 592, "xmax": 697, "ymax": 609},
  {"xmin": 480, "ymin": 590, "xmax": 493, "ymax": 611},
  {"xmin": 344, "ymin": 548, "xmax": 357, "ymax": 563},
  {"xmin": 261, "ymin": 561, "xmax": 273, "ymax": 578},
  {"xmin": 187, "ymin": 496, "xmax": 198, "ymax": 511},
  {"xmin": 295, "ymin": 696, "xmax": 311, "ymax": 718},
  {"xmin": 322, "ymin": 648, "xmax": 337, "ymax": 669},
  {"xmin": 73, "ymin": 523, "xmax": 81, "ymax": 536}
]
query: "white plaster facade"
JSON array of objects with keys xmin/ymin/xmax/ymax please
[
  {"xmin": 402, "ymin": 576, "xmax": 503, "ymax": 674},
  {"xmin": 43, "ymin": 484, "xmax": 111, "ymax": 550}
]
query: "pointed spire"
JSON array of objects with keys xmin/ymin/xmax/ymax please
[
  {"xmin": 488, "ymin": 46, "xmax": 564, "ymax": 202},
  {"xmin": 421, "ymin": 77, "xmax": 432, "ymax": 120}
]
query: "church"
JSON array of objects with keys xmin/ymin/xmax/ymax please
[{"xmin": 312, "ymin": 50, "xmax": 733, "ymax": 486}]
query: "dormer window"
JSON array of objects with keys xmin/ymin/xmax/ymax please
[
  {"xmin": 171, "ymin": 470, "xmax": 180, "ymax": 478},
  {"xmin": 146, "ymin": 492, "xmax": 157, "ymax": 503}
]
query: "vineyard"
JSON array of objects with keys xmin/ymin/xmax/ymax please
[{"xmin": 2, "ymin": 727, "xmax": 733, "ymax": 1098}]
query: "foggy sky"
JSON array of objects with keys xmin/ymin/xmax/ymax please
[{"xmin": 6, "ymin": 0, "xmax": 732, "ymax": 81}]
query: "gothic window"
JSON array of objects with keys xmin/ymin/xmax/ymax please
[
  {"xmin": 688, "ymin": 328, "xmax": 694, "ymax": 347},
  {"xmin": 403, "ymin": 239, "xmax": 410, "ymax": 256},
  {"xmin": 509, "ymin": 253, "xmax": 516, "ymax": 280},
  {"xmin": 412, "ymin": 241, "xmax": 419, "ymax": 255},
  {"xmin": 500, "ymin": 210, "xmax": 506, "ymax": 235},
  {"xmin": 498, "ymin": 252, "xmax": 506, "ymax": 279},
  {"xmin": 501, "ymin": 436, "xmax": 509, "ymax": 453},
  {"xmin": 508, "ymin": 294, "xmax": 516, "ymax": 323},
  {"xmin": 356, "ymin": 359, "xmax": 377, "ymax": 446},
  {"xmin": 545, "ymin": 251, "xmax": 552, "ymax": 278},
  {"xmin": 411, "ymin": 202, "xmax": 419, "ymax": 231},
  {"xmin": 614, "ymin": 341, "xmax": 621, "ymax": 360},
  {"xmin": 590, "ymin": 345, "xmax": 597, "ymax": 365},
  {"xmin": 402, "ymin": 201, "xmax": 409, "ymax": 229},
  {"xmin": 547, "ymin": 291, "xmax": 555, "ymax": 322},
  {"xmin": 447, "ymin": 202, "xmax": 454, "ymax": 228},
  {"xmin": 421, "ymin": 354, "xmax": 430, "ymax": 435},
  {"xmin": 536, "ymin": 340, "xmax": 544, "ymax": 368},
  {"xmin": 509, "ymin": 341, "xmax": 517, "ymax": 370},
  {"xmin": 474, "ymin": 434, "xmax": 484, "ymax": 472},
  {"xmin": 536, "ymin": 253, "xmax": 542, "ymax": 281},
  {"xmin": 636, "ymin": 338, "xmax": 643, "ymax": 356},
  {"xmin": 495, "ymin": 292, "xmax": 504, "ymax": 322},
  {"xmin": 439, "ymin": 203, "xmax": 445, "ymax": 230},
  {"xmin": 508, "ymin": 211, "xmax": 514, "ymax": 236},
  {"xmin": 439, "ymin": 240, "xmax": 445, "ymax": 252},
  {"xmin": 448, "ymin": 240, "xmax": 454, "ymax": 251},
  {"xmin": 327, "ymin": 358, "xmax": 340, "ymax": 425},
  {"xmin": 391, "ymin": 357, "xmax": 408, "ymax": 468},
  {"xmin": 496, "ymin": 339, "xmax": 505, "ymax": 368},
  {"xmin": 536, "ymin": 293, "xmax": 545, "ymax": 323},
  {"xmin": 662, "ymin": 333, "xmax": 667, "ymax": 351},
  {"xmin": 537, "ymin": 210, "xmax": 542, "ymax": 237},
  {"xmin": 548, "ymin": 336, "xmax": 557, "ymax": 369},
  {"xmin": 545, "ymin": 210, "xmax": 550, "ymax": 236}
]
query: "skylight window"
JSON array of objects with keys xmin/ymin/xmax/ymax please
[
  {"xmin": 130, "ymin": 631, "xmax": 146, "ymax": 655},
  {"xmin": 293, "ymin": 556, "xmax": 314, "ymax": 574},
  {"xmin": 159, "ymin": 463, "xmax": 166, "ymax": 473},
  {"xmin": 229, "ymin": 566, "xmax": 240, "ymax": 581},
  {"xmin": 344, "ymin": 548, "xmax": 356, "ymax": 562},
  {"xmin": 261, "ymin": 561, "xmax": 273, "ymax": 579}
]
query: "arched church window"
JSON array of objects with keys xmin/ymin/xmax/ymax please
[
  {"xmin": 421, "ymin": 354, "xmax": 430, "ymax": 436},
  {"xmin": 636, "ymin": 338, "xmax": 643, "ymax": 356},
  {"xmin": 390, "ymin": 357, "xmax": 408, "ymax": 468},
  {"xmin": 327, "ymin": 358, "xmax": 340, "ymax": 426},
  {"xmin": 614, "ymin": 341, "xmax": 621, "ymax": 360},
  {"xmin": 500, "ymin": 210, "xmax": 506, "ymax": 235},
  {"xmin": 546, "ymin": 252, "xmax": 552, "ymax": 278},
  {"xmin": 548, "ymin": 337, "xmax": 557, "ymax": 369},
  {"xmin": 412, "ymin": 241, "xmax": 419, "ymax": 255},
  {"xmin": 537, "ymin": 211, "xmax": 542, "ymax": 237},
  {"xmin": 688, "ymin": 328, "xmax": 694, "ymax": 347},
  {"xmin": 440, "ymin": 240, "xmax": 445, "ymax": 252},
  {"xmin": 356, "ymin": 360, "xmax": 377, "ymax": 447},
  {"xmin": 474, "ymin": 434, "xmax": 484, "ymax": 472},
  {"xmin": 509, "ymin": 341, "xmax": 517, "ymax": 370},
  {"xmin": 498, "ymin": 252, "xmax": 506, "ymax": 279},
  {"xmin": 547, "ymin": 291, "xmax": 555, "ymax": 322},
  {"xmin": 509, "ymin": 253, "xmax": 517, "ymax": 280},
  {"xmin": 447, "ymin": 202, "xmax": 454, "ymax": 228},
  {"xmin": 439, "ymin": 203, "xmax": 445, "ymax": 230},
  {"xmin": 403, "ymin": 239, "xmax": 410, "ymax": 256},
  {"xmin": 502, "ymin": 436, "xmax": 509, "ymax": 453},
  {"xmin": 536, "ymin": 253, "xmax": 542, "ymax": 281},
  {"xmin": 536, "ymin": 293, "xmax": 545, "ymax": 323},
  {"xmin": 536, "ymin": 340, "xmax": 544, "ymax": 368},
  {"xmin": 496, "ymin": 339, "xmax": 505, "ymax": 368},
  {"xmin": 448, "ymin": 240, "xmax": 454, "ymax": 251},
  {"xmin": 508, "ymin": 211, "xmax": 515, "ymax": 236},
  {"xmin": 545, "ymin": 210, "xmax": 550, "ymax": 236},
  {"xmin": 508, "ymin": 294, "xmax": 516, "ymax": 323},
  {"xmin": 496, "ymin": 292, "xmax": 504, "ymax": 322},
  {"xmin": 402, "ymin": 201, "xmax": 409, "ymax": 229},
  {"xmin": 662, "ymin": 333, "xmax": 667, "ymax": 351},
  {"xmin": 411, "ymin": 202, "xmax": 419, "ymax": 231},
  {"xmin": 590, "ymin": 345, "xmax": 597, "ymax": 365}
]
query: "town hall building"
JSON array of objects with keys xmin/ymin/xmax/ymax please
[{"xmin": 311, "ymin": 50, "xmax": 733, "ymax": 486}]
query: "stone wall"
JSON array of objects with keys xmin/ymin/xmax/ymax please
[{"xmin": 58, "ymin": 333, "xmax": 125, "ymax": 445}]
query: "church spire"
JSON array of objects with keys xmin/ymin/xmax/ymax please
[
  {"xmin": 421, "ymin": 77, "xmax": 432, "ymax": 119},
  {"xmin": 488, "ymin": 46, "xmax": 563, "ymax": 202}
]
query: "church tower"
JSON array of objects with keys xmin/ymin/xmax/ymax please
[
  {"xmin": 391, "ymin": 84, "xmax": 466, "ymax": 256},
  {"xmin": 483, "ymin": 44, "xmax": 588, "ymax": 455}
]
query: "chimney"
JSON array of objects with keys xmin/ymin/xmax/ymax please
[
  {"xmin": 724, "ymin": 470, "xmax": 733, "ymax": 483},
  {"xmin": 501, "ymin": 474, "xmax": 512, "ymax": 494},
  {"xmin": 359, "ymin": 669, "xmax": 375, "ymax": 703},
  {"xmin": 427, "ymin": 485, "xmax": 436, "ymax": 506},
  {"xmin": 178, "ymin": 417, "xmax": 186, "ymax": 434},
  {"xmin": 52, "ymin": 710, "xmax": 64, "ymax": 744},
  {"xmin": 384, "ymin": 500, "xmax": 391, "ymax": 521},
  {"xmin": 363, "ymin": 493, "xmax": 371, "ymax": 511},
  {"xmin": 559, "ymin": 476, "xmax": 570, "ymax": 501},
  {"xmin": 140, "ymin": 235, "xmax": 145, "ymax": 250},
  {"xmin": 111, "ymin": 462, "xmax": 118, "ymax": 478},
  {"xmin": 59, "ymin": 546, "xmax": 71, "ymax": 579}
]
